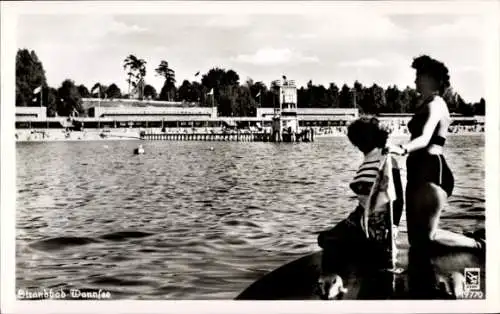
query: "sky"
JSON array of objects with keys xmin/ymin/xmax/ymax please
[{"xmin": 17, "ymin": 11, "xmax": 487, "ymax": 103}]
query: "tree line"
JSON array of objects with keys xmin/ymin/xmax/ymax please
[{"xmin": 16, "ymin": 49, "xmax": 486, "ymax": 117}]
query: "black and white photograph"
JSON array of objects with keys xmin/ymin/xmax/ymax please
[{"xmin": 1, "ymin": 1, "xmax": 499, "ymax": 313}]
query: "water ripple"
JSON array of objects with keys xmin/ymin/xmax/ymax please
[{"xmin": 16, "ymin": 136, "xmax": 485, "ymax": 299}]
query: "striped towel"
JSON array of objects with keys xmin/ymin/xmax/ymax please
[
  {"xmin": 363, "ymin": 155, "xmax": 397, "ymax": 239},
  {"xmin": 349, "ymin": 148, "xmax": 386, "ymax": 207}
]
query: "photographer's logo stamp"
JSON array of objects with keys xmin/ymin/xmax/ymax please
[{"xmin": 464, "ymin": 267, "xmax": 480, "ymax": 290}]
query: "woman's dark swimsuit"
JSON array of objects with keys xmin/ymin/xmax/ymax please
[{"xmin": 406, "ymin": 96, "xmax": 454, "ymax": 197}]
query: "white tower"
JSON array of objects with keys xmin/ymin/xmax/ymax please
[{"xmin": 271, "ymin": 78, "xmax": 299, "ymax": 142}]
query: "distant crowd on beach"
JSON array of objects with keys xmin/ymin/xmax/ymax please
[{"xmin": 314, "ymin": 120, "xmax": 484, "ymax": 137}]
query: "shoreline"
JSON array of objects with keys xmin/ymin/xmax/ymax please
[
  {"xmin": 15, "ymin": 129, "xmax": 485, "ymax": 143},
  {"xmin": 315, "ymin": 132, "xmax": 485, "ymax": 138}
]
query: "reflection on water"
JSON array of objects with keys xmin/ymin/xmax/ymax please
[{"xmin": 16, "ymin": 136, "xmax": 485, "ymax": 299}]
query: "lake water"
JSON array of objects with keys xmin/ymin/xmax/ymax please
[{"xmin": 16, "ymin": 136, "xmax": 485, "ymax": 299}]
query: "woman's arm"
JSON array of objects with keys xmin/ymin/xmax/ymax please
[{"xmin": 402, "ymin": 98, "xmax": 445, "ymax": 153}]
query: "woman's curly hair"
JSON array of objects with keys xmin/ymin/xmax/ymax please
[
  {"xmin": 347, "ymin": 116, "xmax": 389, "ymax": 152},
  {"xmin": 412, "ymin": 55, "xmax": 451, "ymax": 95}
]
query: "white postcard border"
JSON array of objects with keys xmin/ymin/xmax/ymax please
[{"xmin": 1, "ymin": 1, "xmax": 499, "ymax": 314}]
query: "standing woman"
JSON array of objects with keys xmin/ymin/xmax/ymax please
[{"xmin": 387, "ymin": 55, "xmax": 484, "ymax": 252}]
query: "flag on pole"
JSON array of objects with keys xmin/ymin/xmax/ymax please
[
  {"xmin": 33, "ymin": 86, "xmax": 42, "ymax": 94},
  {"xmin": 207, "ymin": 88, "xmax": 214, "ymax": 95},
  {"xmin": 91, "ymin": 84, "xmax": 101, "ymax": 98},
  {"xmin": 194, "ymin": 71, "xmax": 200, "ymax": 77}
]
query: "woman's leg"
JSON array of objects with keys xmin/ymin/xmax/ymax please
[{"xmin": 406, "ymin": 182, "xmax": 479, "ymax": 250}]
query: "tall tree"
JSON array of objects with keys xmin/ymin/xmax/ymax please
[
  {"xmin": 385, "ymin": 85, "xmax": 401, "ymax": 113},
  {"xmin": 57, "ymin": 79, "xmax": 82, "ymax": 116},
  {"xmin": 364, "ymin": 84, "xmax": 386, "ymax": 114},
  {"xmin": 339, "ymin": 84, "xmax": 352, "ymax": 108},
  {"xmin": 234, "ymin": 85, "xmax": 257, "ymax": 117},
  {"xmin": 248, "ymin": 80, "xmax": 267, "ymax": 107},
  {"xmin": 328, "ymin": 83, "xmax": 340, "ymax": 108},
  {"xmin": 200, "ymin": 67, "xmax": 241, "ymax": 112},
  {"xmin": 399, "ymin": 87, "xmax": 417, "ymax": 113},
  {"xmin": 143, "ymin": 84, "xmax": 157, "ymax": 100},
  {"xmin": 190, "ymin": 81, "xmax": 204, "ymax": 105},
  {"xmin": 178, "ymin": 80, "xmax": 193, "ymax": 102},
  {"xmin": 297, "ymin": 87, "xmax": 308, "ymax": 108},
  {"xmin": 224, "ymin": 69, "xmax": 240, "ymax": 86},
  {"xmin": 352, "ymin": 81, "xmax": 366, "ymax": 112},
  {"xmin": 123, "ymin": 54, "xmax": 147, "ymax": 99},
  {"xmin": 474, "ymin": 98, "xmax": 485, "ymax": 115},
  {"xmin": 458, "ymin": 99, "xmax": 475, "ymax": 116},
  {"xmin": 46, "ymin": 87, "xmax": 58, "ymax": 117},
  {"xmin": 91, "ymin": 83, "xmax": 106, "ymax": 98},
  {"xmin": 201, "ymin": 68, "xmax": 226, "ymax": 93},
  {"xmin": 106, "ymin": 83, "xmax": 122, "ymax": 99},
  {"xmin": 16, "ymin": 49, "xmax": 48, "ymax": 107},
  {"xmin": 155, "ymin": 60, "xmax": 176, "ymax": 101},
  {"xmin": 159, "ymin": 83, "xmax": 177, "ymax": 102},
  {"xmin": 315, "ymin": 84, "xmax": 329, "ymax": 108},
  {"xmin": 78, "ymin": 85, "xmax": 90, "ymax": 98}
]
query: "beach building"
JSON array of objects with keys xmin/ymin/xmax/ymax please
[
  {"xmin": 15, "ymin": 106, "xmax": 75, "ymax": 129},
  {"xmin": 76, "ymin": 97, "xmax": 360, "ymax": 130},
  {"xmin": 16, "ymin": 106, "xmax": 47, "ymax": 120},
  {"xmin": 79, "ymin": 98, "xmax": 219, "ymax": 129},
  {"xmin": 257, "ymin": 107, "xmax": 359, "ymax": 127},
  {"xmin": 15, "ymin": 101, "xmax": 482, "ymax": 131}
]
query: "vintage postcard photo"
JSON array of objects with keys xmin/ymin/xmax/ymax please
[{"xmin": 1, "ymin": 1, "xmax": 499, "ymax": 313}]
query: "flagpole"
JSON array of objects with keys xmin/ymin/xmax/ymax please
[
  {"xmin": 353, "ymin": 88, "xmax": 357, "ymax": 108},
  {"xmin": 98, "ymin": 89, "xmax": 101, "ymax": 130},
  {"xmin": 386, "ymin": 156, "xmax": 396, "ymax": 273},
  {"xmin": 40, "ymin": 86, "xmax": 43, "ymax": 108}
]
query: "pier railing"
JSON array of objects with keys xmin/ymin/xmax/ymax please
[
  {"xmin": 142, "ymin": 131, "xmax": 272, "ymax": 142},
  {"xmin": 142, "ymin": 128, "xmax": 314, "ymax": 143}
]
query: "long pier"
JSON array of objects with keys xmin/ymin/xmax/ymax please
[{"xmin": 142, "ymin": 132, "xmax": 273, "ymax": 142}]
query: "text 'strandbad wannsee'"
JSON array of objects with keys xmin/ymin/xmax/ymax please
[{"xmin": 17, "ymin": 288, "xmax": 112, "ymax": 300}]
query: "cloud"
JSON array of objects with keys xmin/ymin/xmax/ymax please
[
  {"xmin": 107, "ymin": 21, "xmax": 148, "ymax": 35},
  {"xmin": 454, "ymin": 65, "xmax": 481, "ymax": 73},
  {"xmin": 338, "ymin": 58, "xmax": 385, "ymax": 68},
  {"xmin": 422, "ymin": 16, "xmax": 483, "ymax": 38},
  {"xmin": 305, "ymin": 14, "xmax": 409, "ymax": 41},
  {"xmin": 205, "ymin": 15, "xmax": 251, "ymax": 28},
  {"xmin": 233, "ymin": 47, "xmax": 319, "ymax": 66},
  {"xmin": 285, "ymin": 33, "xmax": 318, "ymax": 39}
]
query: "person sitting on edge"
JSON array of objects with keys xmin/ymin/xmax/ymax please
[{"xmin": 316, "ymin": 116, "xmax": 404, "ymax": 299}]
